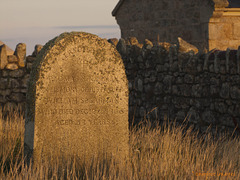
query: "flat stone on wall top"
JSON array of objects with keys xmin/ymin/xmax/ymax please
[{"xmin": 24, "ymin": 32, "xmax": 129, "ymax": 165}]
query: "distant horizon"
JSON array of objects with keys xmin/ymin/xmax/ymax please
[
  {"xmin": 0, "ymin": 0, "xmax": 120, "ymax": 55},
  {"xmin": 1, "ymin": 25, "xmax": 121, "ymax": 56}
]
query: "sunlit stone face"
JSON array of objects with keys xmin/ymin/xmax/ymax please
[{"xmin": 24, "ymin": 32, "xmax": 129, "ymax": 166}]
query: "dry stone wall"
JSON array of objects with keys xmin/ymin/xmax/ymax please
[
  {"xmin": 1, "ymin": 37, "xmax": 240, "ymax": 138},
  {"xmin": 112, "ymin": 37, "xmax": 240, "ymax": 138},
  {"xmin": 0, "ymin": 44, "xmax": 42, "ymax": 115}
]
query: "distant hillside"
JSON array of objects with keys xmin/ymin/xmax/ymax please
[{"xmin": 0, "ymin": 40, "xmax": 14, "ymax": 55}]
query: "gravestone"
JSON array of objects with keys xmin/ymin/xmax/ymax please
[{"xmin": 24, "ymin": 32, "xmax": 129, "ymax": 166}]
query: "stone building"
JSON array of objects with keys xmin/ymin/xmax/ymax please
[{"xmin": 112, "ymin": 0, "xmax": 240, "ymax": 52}]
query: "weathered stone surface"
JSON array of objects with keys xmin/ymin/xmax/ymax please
[
  {"xmin": 9, "ymin": 69, "xmax": 25, "ymax": 78},
  {"xmin": 230, "ymin": 86, "xmax": 240, "ymax": 99},
  {"xmin": 127, "ymin": 37, "xmax": 139, "ymax": 46},
  {"xmin": 6, "ymin": 63, "xmax": 18, "ymax": 70},
  {"xmin": 1, "ymin": 70, "xmax": 9, "ymax": 77},
  {"xmin": 177, "ymin": 37, "xmax": 199, "ymax": 54},
  {"xmin": 0, "ymin": 89, "xmax": 11, "ymax": 99},
  {"xmin": 143, "ymin": 39, "xmax": 153, "ymax": 50},
  {"xmin": 0, "ymin": 78, "xmax": 9, "ymax": 89},
  {"xmin": 158, "ymin": 42, "xmax": 171, "ymax": 51},
  {"xmin": 9, "ymin": 92, "xmax": 25, "ymax": 102},
  {"xmin": 107, "ymin": 38, "xmax": 119, "ymax": 46},
  {"xmin": 7, "ymin": 55, "xmax": 18, "ymax": 63},
  {"xmin": 0, "ymin": 41, "xmax": 14, "ymax": 55},
  {"xmin": 9, "ymin": 78, "xmax": 20, "ymax": 89},
  {"xmin": 220, "ymin": 82, "xmax": 229, "ymax": 98},
  {"xmin": 32, "ymin": 44, "xmax": 43, "ymax": 57},
  {"xmin": 22, "ymin": 74, "xmax": 30, "ymax": 88},
  {"xmin": 14, "ymin": 43, "xmax": 26, "ymax": 67},
  {"xmin": 135, "ymin": 78, "xmax": 143, "ymax": 92},
  {"xmin": 213, "ymin": 0, "xmax": 229, "ymax": 8},
  {"xmin": 26, "ymin": 62, "xmax": 33, "ymax": 71},
  {"xmin": 116, "ymin": 38, "xmax": 127, "ymax": 56},
  {"xmin": 24, "ymin": 32, "xmax": 129, "ymax": 166},
  {"xmin": 26, "ymin": 56, "xmax": 36, "ymax": 63},
  {"xmin": 0, "ymin": 45, "xmax": 8, "ymax": 69}
]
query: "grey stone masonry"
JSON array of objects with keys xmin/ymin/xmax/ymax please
[{"xmin": 113, "ymin": 37, "xmax": 240, "ymax": 138}]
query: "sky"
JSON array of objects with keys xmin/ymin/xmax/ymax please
[{"xmin": 0, "ymin": 0, "xmax": 120, "ymax": 55}]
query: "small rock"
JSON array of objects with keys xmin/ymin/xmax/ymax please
[
  {"xmin": 0, "ymin": 78, "xmax": 9, "ymax": 89},
  {"xmin": 177, "ymin": 37, "xmax": 198, "ymax": 54},
  {"xmin": 127, "ymin": 37, "xmax": 139, "ymax": 46},
  {"xmin": 9, "ymin": 92, "xmax": 25, "ymax": 102},
  {"xmin": 32, "ymin": 44, "xmax": 43, "ymax": 57},
  {"xmin": 14, "ymin": 43, "xmax": 26, "ymax": 67},
  {"xmin": 26, "ymin": 56, "xmax": 36, "ymax": 62},
  {"xmin": 9, "ymin": 69, "xmax": 25, "ymax": 78},
  {"xmin": 143, "ymin": 39, "xmax": 153, "ymax": 49},
  {"xmin": 6, "ymin": 63, "xmax": 18, "ymax": 70},
  {"xmin": 0, "ymin": 44, "xmax": 8, "ymax": 69},
  {"xmin": 116, "ymin": 38, "xmax": 127, "ymax": 56},
  {"xmin": 158, "ymin": 42, "xmax": 171, "ymax": 51},
  {"xmin": 7, "ymin": 55, "xmax": 18, "ymax": 63}
]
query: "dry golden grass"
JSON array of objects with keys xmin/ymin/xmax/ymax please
[{"xmin": 0, "ymin": 109, "xmax": 239, "ymax": 179}]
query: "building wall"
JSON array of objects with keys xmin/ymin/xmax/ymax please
[
  {"xmin": 209, "ymin": 8, "xmax": 240, "ymax": 50},
  {"xmin": 115, "ymin": 0, "xmax": 214, "ymax": 52},
  {"xmin": 114, "ymin": 0, "xmax": 240, "ymax": 52}
]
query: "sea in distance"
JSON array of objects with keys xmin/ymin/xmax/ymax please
[{"xmin": 1, "ymin": 25, "xmax": 120, "ymax": 55}]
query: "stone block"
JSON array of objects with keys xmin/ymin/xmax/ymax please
[
  {"xmin": 0, "ymin": 44, "xmax": 8, "ymax": 69},
  {"xmin": 0, "ymin": 78, "xmax": 8, "ymax": 89},
  {"xmin": 209, "ymin": 22, "xmax": 233, "ymax": 40},
  {"xmin": 9, "ymin": 92, "xmax": 25, "ymax": 102},
  {"xmin": 7, "ymin": 55, "xmax": 18, "ymax": 63},
  {"xmin": 9, "ymin": 69, "xmax": 25, "ymax": 78},
  {"xmin": 116, "ymin": 38, "xmax": 127, "ymax": 56},
  {"xmin": 32, "ymin": 44, "xmax": 43, "ymax": 57},
  {"xmin": 233, "ymin": 23, "xmax": 240, "ymax": 39},
  {"xmin": 26, "ymin": 56, "xmax": 36, "ymax": 63},
  {"xmin": 14, "ymin": 43, "xmax": 26, "ymax": 67},
  {"xmin": 6, "ymin": 63, "xmax": 18, "ymax": 70}
]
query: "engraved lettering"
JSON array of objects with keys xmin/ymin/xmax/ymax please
[{"xmin": 56, "ymin": 118, "xmax": 113, "ymax": 126}]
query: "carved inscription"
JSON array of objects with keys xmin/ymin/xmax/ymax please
[
  {"xmin": 47, "ymin": 86, "xmax": 123, "ymax": 94},
  {"xmin": 41, "ymin": 72, "xmax": 126, "ymax": 121},
  {"xmin": 56, "ymin": 118, "xmax": 115, "ymax": 126},
  {"xmin": 43, "ymin": 97, "xmax": 121, "ymax": 104},
  {"xmin": 38, "ymin": 108, "xmax": 125, "ymax": 116}
]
